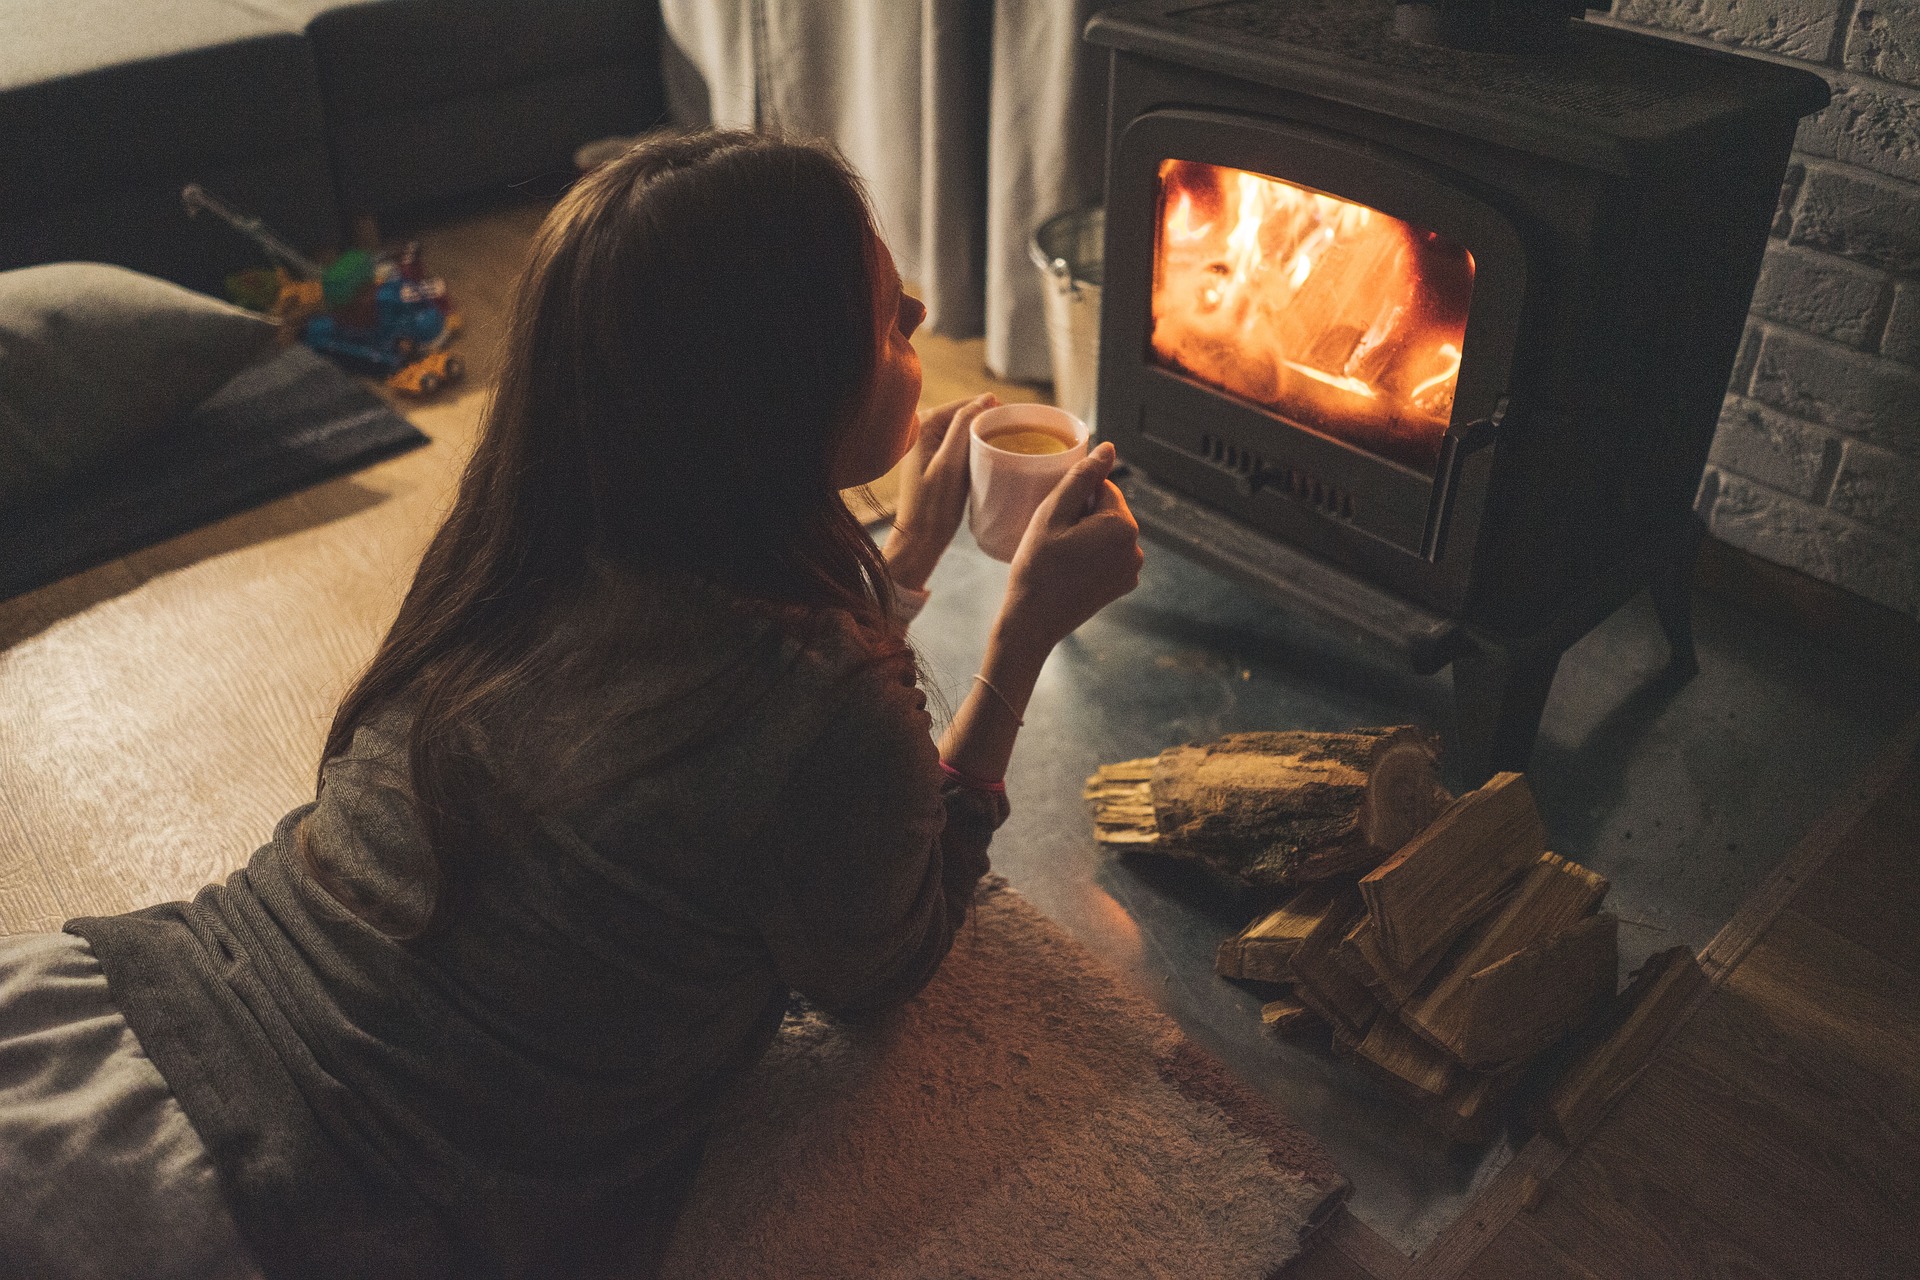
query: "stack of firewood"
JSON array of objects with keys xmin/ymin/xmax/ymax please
[{"xmin": 1086, "ymin": 727, "xmax": 1709, "ymax": 1145}]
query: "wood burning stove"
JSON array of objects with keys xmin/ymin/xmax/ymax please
[{"xmin": 1086, "ymin": 0, "xmax": 1829, "ymax": 784}]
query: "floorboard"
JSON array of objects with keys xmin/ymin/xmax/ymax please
[
  {"xmin": 1459, "ymin": 730, "xmax": 1920, "ymax": 1280},
  {"xmin": 1783, "ymin": 765, "xmax": 1920, "ymax": 974}
]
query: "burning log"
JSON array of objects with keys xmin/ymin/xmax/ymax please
[
  {"xmin": 1359, "ymin": 771, "xmax": 1546, "ymax": 973},
  {"xmin": 1535, "ymin": 946, "xmax": 1709, "ymax": 1148},
  {"xmin": 1084, "ymin": 727, "xmax": 1450, "ymax": 891}
]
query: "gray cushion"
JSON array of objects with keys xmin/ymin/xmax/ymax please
[{"xmin": 0, "ymin": 263, "xmax": 278, "ymax": 506}]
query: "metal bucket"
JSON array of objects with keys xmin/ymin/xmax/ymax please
[{"xmin": 1029, "ymin": 206, "xmax": 1104, "ymax": 430}]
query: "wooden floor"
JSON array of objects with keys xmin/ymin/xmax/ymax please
[
  {"xmin": 1289, "ymin": 712, "xmax": 1920, "ymax": 1280},
  {"xmin": 5, "ymin": 198, "xmax": 1916, "ymax": 1279}
]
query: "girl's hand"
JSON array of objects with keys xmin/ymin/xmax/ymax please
[
  {"xmin": 884, "ymin": 394, "xmax": 997, "ymax": 591},
  {"xmin": 999, "ymin": 442, "xmax": 1143, "ymax": 651}
]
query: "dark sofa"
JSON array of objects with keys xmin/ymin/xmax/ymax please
[{"xmin": 0, "ymin": 0, "xmax": 665, "ymax": 295}]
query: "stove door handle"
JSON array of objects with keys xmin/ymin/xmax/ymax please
[{"xmin": 1421, "ymin": 399, "xmax": 1506, "ymax": 563}]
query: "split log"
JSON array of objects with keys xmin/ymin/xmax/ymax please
[
  {"xmin": 1287, "ymin": 889, "xmax": 1381, "ymax": 1036},
  {"xmin": 1215, "ymin": 883, "xmax": 1345, "ymax": 981},
  {"xmin": 1327, "ymin": 913, "xmax": 1445, "ymax": 1010},
  {"xmin": 1418, "ymin": 912, "xmax": 1620, "ymax": 1067},
  {"xmin": 1399, "ymin": 853, "xmax": 1609, "ymax": 1052},
  {"xmin": 1535, "ymin": 946, "xmax": 1709, "ymax": 1148},
  {"xmin": 1347, "ymin": 1016, "xmax": 1518, "ymax": 1145},
  {"xmin": 1359, "ymin": 771, "xmax": 1547, "ymax": 973},
  {"xmin": 1083, "ymin": 757, "xmax": 1160, "ymax": 846},
  {"xmin": 1147, "ymin": 727, "xmax": 1450, "ymax": 889},
  {"xmin": 1260, "ymin": 996, "xmax": 1320, "ymax": 1033}
]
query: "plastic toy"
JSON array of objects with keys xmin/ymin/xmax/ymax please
[{"xmin": 182, "ymin": 184, "xmax": 464, "ymax": 396}]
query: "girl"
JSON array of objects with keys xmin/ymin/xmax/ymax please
[{"xmin": 0, "ymin": 131, "xmax": 1142, "ymax": 1278}]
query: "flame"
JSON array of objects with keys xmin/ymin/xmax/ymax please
[{"xmin": 1150, "ymin": 160, "xmax": 1476, "ymax": 474}]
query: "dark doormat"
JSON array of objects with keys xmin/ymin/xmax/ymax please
[{"xmin": 0, "ymin": 344, "xmax": 429, "ymax": 601}]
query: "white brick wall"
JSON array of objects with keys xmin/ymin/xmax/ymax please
[{"xmin": 1606, "ymin": 0, "xmax": 1920, "ymax": 618}]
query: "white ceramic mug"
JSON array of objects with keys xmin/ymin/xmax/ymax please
[{"xmin": 967, "ymin": 403, "xmax": 1090, "ymax": 562}]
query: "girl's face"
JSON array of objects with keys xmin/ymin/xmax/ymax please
[{"xmin": 832, "ymin": 238, "xmax": 926, "ymax": 488}]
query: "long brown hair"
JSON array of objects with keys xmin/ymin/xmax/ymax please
[{"xmin": 317, "ymin": 131, "xmax": 907, "ymax": 932}]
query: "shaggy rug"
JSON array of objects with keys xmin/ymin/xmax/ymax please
[{"xmin": 660, "ymin": 878, "xmax": 1347, "ymax": 1279}]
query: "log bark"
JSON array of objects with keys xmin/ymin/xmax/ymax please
[
  {"xmin": 1535, "ymin": 945, "xmax": 1708, "ymax": 1148},
  {"xmin": 1359, "ymin": 771, "xmax": 1547, "ymax": 973},
  {"xmin": 1215, "ymin": 882, "xmax": 1345, "ymax": 982},
  {"xmin": 1146, "ymin": 727, "xmax": 1449, "ymax": 890}
]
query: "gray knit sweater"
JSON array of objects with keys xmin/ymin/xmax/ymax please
[{"xmin": 67, "ymin": 568, "xmax": 1003, "ymax": 1279}]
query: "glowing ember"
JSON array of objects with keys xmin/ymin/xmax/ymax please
[{"xmin": 1151, "ymin": 159, "xmax": 1475, "ymax": 473}]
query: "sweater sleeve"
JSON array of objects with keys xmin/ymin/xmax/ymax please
[{"xmin": 752, "ymin": 659, "xmax": 1007, "ymax": 1016}]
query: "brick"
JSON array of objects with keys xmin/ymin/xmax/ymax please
[
  {"xmin": 1884, "ymin": 281, "xmax": 1920, "ymax": 366},
  {"xmin": 1707, "ymin": 395, "xmax": 1844, "ymax": 498},
  {"xmin": 1787, "ymin": 165, "xmax": 1920, "ymax": 274},
  {"xmin": 1747, "ymin": 242, "xmax": 1889, "ymax": 347},
  {"xmin": 1844, "ymin": 1, "xmax": 1920, "ymax": 86},
  {"xmin": 1611, "ymin": 0, "xmax": 1841, "ymax": 60},
  {"xmin": 1749, "ymin": 327, "xmax": 1920, "ymax": 446},
  {"xmin": 1703, "ymin": 469, "xmax": 1920, "ymax": 615},
  {"xmin": 1795, "ymin": 77, "xmax": 1920, "ymax": 185},
  {"xmin": 1830, "ymin": 439, "xmax": 1920, "ymax": 539},
  {"xmin": 1773, "ymin": 161, "xmax": 1805, "ymax": 238}
]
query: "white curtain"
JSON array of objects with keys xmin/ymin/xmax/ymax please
[{"xmin": 658, "ymin": 0, "xmax": 1111, "ymax": 383}]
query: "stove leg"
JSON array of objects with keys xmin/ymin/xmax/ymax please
[
  {"xmin": 1650, "ymin": 522, "xmax": 1705, "ymax": 679},
  {"xmin": 1650, "ymin": 571, "xmax": 1700, "ymax": 679},
  {"xmin": 1449, "ymin": 636, "xmax": 1565, "ymax": 788}
]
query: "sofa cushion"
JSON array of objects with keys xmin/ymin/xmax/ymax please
[
  {"xmin": 0, "ymin": 0, "xmax": 326, "ymax": 219},
  {"xmin": 256, "ymin": 0, "xmax": 655, "ymax": 117},
  {"xmin": 0, "ymin": 263, "xmax": 279, "ymax": 506}
]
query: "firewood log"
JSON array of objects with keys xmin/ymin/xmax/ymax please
[
  {"xmin": 1326, "ymin": 913, "xmax": 1443, "ymax": 1010},
  {"xmin": 1359, "ymin": 771, "xmax": 1546, "ymax": 973},
  {"xmin": 1083, "ymin": 757, "xmax": 1160, "ymax": 845},
  {"xmin": 1215, "ymin": 882, "xmax": 1345, "ymax": 981},
  {"xmin": 1287, "ymin": 888, "xmax": 1381, "ymax": 1036},
  {"xmin": 1345, "ymin": 1015, "xmax": 1519, "ymax": 1145},
  {"xmin": 1535, "ymin": 946, "xmax": 1708, "ymax": 1148},
  {"xmin": 1417, "ymin": 912, "xmax": 1621, "ymax": 1067},
  {"xmin": 1260, "ymin": 996, "xmax": 1319, "ymax": 1033},
  {"xmin": 1399, "ymin": 853, "xmax": 1609, "ymax": 1054},
  {"xmin": 1097, "ymin": 727, "xmax": 1447, "ymax": 890}
]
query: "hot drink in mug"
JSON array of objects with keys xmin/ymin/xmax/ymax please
[{"xmin": 967, "ymin": 404, "xmax": 1090, "ymax": 561}]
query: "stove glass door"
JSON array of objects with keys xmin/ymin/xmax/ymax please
[{"xmin": 1151, "ymin": 158, "xmax": 1475, "ymax": 475}]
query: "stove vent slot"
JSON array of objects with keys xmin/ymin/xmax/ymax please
[{"xmin": 1197, "ymin": 434, "xmax": 1353, "ymax": 520}]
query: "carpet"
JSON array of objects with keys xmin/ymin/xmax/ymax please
[
  {"xmin": 660, "ymin": 878, "xmax": 1347, "ymax": 1280},
  {"xmin": 0, "ymin": 344, "xmax": 428, "ymax": 601}
]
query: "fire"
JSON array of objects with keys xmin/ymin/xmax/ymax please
[{"xmin": 1151, "ymin": 160, "xmax": 1475, "ymax": 473}]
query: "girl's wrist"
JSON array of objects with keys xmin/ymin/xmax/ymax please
[
  {"xmin": 991, "ymin": 595, "xmax": 1064, "ymax": 663},
  {"xmin": 883, "ymin": 525, "xmax": 939, "ymax": 592}
]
